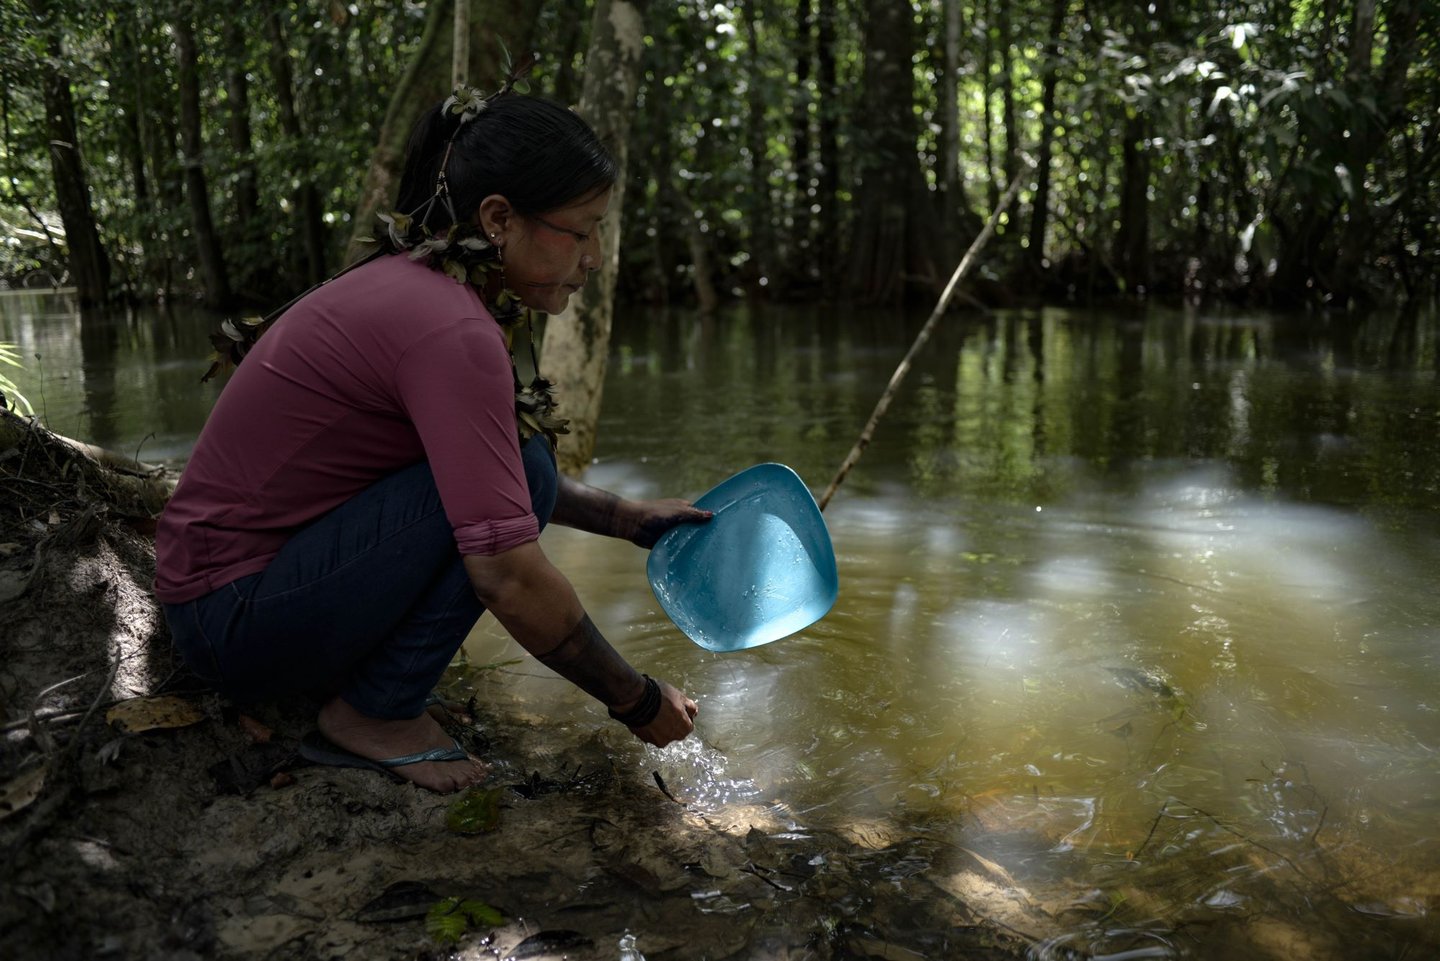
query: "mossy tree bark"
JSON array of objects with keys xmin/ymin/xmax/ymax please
[{"xmin": 542, "ymin": 0, "xmax": 650, "ymax": 476}]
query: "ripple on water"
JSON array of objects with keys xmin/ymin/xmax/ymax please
[{"xmin": 637, "ymin": 735, "xmax": 761, "ymax": 811}]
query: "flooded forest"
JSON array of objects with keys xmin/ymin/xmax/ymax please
[{"xmin": 2, "ymin": 2, "xmax": 1438, "ymax": 960}]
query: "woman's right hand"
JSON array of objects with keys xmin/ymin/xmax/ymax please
[{"xmin": 624, "ymin": 679, "xmax": 698, "ymax": 747}]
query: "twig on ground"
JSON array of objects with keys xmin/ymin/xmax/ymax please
[{"xmin": 61, "ymin": 650, "xmax": 121, "ymax": 766}]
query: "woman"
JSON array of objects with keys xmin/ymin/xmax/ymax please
[{"xmin": 155, "ymin": 83, "xmax": 708, "ymax": 794}]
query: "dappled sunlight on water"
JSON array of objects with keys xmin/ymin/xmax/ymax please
[
  {"xmin": 513, "ymin": 455, "xmax": 1439, "ymax": 956},
  {"xmin": 524, "ymin": 305, "xmax": 1440, "ymax": 959}
]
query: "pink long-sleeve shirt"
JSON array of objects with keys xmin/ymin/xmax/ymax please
[{"xmin": 154, "ymin": 254, "xmax": 538, "ymax": 603}]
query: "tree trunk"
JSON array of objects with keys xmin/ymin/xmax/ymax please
[
  {"xmin": 940, "ymin": 0, "xmax": 961, "ymax": 235},
  {"xmin": 452, "ymin": 0, "xmax": 471, "ymax": 87},
  {"xmin": 740, "ymin": 0, "xmax": 773, "ymax": 294},
  {"xmin": 671, "ymin": 179, "xmax": 719, "ymax": 314},
  {"xmin": 1114, "ymin": 112, "xmax": 1150, "ymax": 294},
  {"xmin": 109, "ymin": 18, "xmax": 151, "ymax": 218},
  {"xmin": 264, "ymin": 10, "xmax": 328, "ymax": 286},
  {"xmin": 31, "ymin": 1, "xmax": 111, "ymax": 307},
  {"xmin": 173, "ymin": 14, "xmax": 232, "ymax": 308},
  {"xmin": 844, "ymin": 0, "xmax": 945, "ymax": 304},
  {"xmin": 550, "ymin": 0, "xmax": 588, "ymax": 107},
  {"xmin": 1027, "ymin": 0, "xmax": 1066, "ymax": 267},
  {"xmin": 816, "ymin": 0, "xmax": 840, "ymax": 291},
  {"xmin": 345, "ymin": 0, "xmax": 545, "ymax": 258},
  {"xmin": 1332, "ymin": 0, "xmax": 1422, "ymax": 299},
  {"xmin": 997, "ymin": 0, "xmax": 1019, "ymax": 186},
  {"xmin": 109, "ymin": 14, "xmax": 152, "ymax": 298},
  {"xmin": 789, "ymin": 0, "xmax": 813, "ymax": 287},
  {"xmin": 224, "ymin": 21, "xmax": 259, "ymax": 235},
  {"xmin": 542, "ymin": 0, "xmax": 649, "ymax": 475},
  {"xmin": 981, "ymin": 0, "xmax": 998, "ymax": 211}
]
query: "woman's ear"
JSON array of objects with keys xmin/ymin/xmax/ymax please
[{"xmin": 476, "ymin": 194, "xmax": 515, "ymax": 245}]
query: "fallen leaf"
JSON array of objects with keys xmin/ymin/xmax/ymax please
[
  {"xmin": 105, "ymin": 695, "xmax": 205, "ymax": 734},
  {"xmin": 0, "ymin": 542, "xmax": 22, "ymax": 556},
  {"xmin": 445, "ymin": 785, "xmax": 503, "ymax": 834},
  {"xmin": 355, "ymin": 881, "xmax": 439, "ymax": 924},
  {"xmin": 507, "ymin": 930, "xmax": 591, "ymax": 959},
  {"xmin": 47, "ymin": 511, "xmax": 60, "ymax": 526},
  {"xmin": 269, "ymin": 772, "xmax": 295, "ymax": 789},
  {"xmin": 237, "ymin": 714, "xmax": 274, "ymax": 743},
  {"xmin": 0, "ymin": 765, "xmax": 47, "ymax": 821}
]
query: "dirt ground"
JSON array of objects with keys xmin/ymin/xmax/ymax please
[{"xmin": 0, "ymin": 417, "xmax": 1035, "ymax": 961}]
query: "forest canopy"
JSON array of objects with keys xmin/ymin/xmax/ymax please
[{"xmin": 2, "ymin": 0, "xmax": 1436, "ymax": 312}]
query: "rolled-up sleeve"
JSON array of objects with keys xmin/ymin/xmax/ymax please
[{"xmin": 392, "ymin": 318, "xmax": 539, "ymax": 555}]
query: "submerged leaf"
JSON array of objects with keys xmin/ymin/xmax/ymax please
[{"xmin": 445, "ymin": 785, "xmax": 504, "ymax": 834}]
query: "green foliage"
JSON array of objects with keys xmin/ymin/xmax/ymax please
[
  {"xmin": 3, "ymin": 0, "xmax": 1434, "ymax": 307},
  {"xmin": 444, "ymin": 785, "xmax": 504, "ymax": 835},
  {"xmin": 425, "ymin": 896, "xmax": 504, "ymax": 945},
  {"xmin": 0, "ymin": 342, "xmax": 34, "ymax": 416}
]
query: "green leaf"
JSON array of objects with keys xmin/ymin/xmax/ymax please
[
  {"xmin": 442, "ymin": 259, "xmax": 468, "ymax": 284},
  {"xmin": 425, "ymin": 898, "xmax": 468, "ymax": 944},
  {"xmin": 461, "ymin": 900, "xmax": 504, "ymax": 926},
  {"xmin": 426, "ymin": 896, "xmax": 504, "ymax": 944},
  {"xmin": 445, "ymin": 786, "xmax": 503, "ymax": 834}
]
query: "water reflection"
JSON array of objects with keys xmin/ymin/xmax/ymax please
[
  {"xmin": 529, "ymin": 305, "xmax": 1440, "ymax": 959},
  {"xmin": 0, "ymin": 290, "xmax": 223, "ymax": 462},
  {"xmin": 5, "ymin": 290, "xmax": 1437, "ymax": 957}
]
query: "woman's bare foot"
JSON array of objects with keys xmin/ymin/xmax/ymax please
[{"xmin": 317, "ymin": 695, "xmax": 489, "ymax": 793}]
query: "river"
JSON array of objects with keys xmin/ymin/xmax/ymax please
[{"xmin": 3, "ymin": 289, "xmax": 1437, "ymax": 959}]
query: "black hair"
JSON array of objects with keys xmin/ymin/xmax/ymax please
[{"xmin": 393, "ymin": 93, "xmax": 618, "ymax": 235}]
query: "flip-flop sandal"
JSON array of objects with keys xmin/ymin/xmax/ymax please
[{"xmin": 298, "ymin": 730, "xmax": 471, "ymax": 783}]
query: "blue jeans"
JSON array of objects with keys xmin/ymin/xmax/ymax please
[{"xmin": 163, "ymin": 436, "xmax": 558, "ymax": 719}]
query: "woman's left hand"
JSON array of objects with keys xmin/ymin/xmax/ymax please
[{"xmin": 627, "ymin": 499, "xmax": 712, "ymax": 549}]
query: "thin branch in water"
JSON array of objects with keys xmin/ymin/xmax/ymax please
[
  {"xmin": 819, "ymin": 156, "xmax": 1034, "ymax": 512},
  {"xmin": 1170, "ymin": 797, "xmax": 1317, "ymax": 884},
  {"xmin": 1131, "ymin": 799, "xmax": 1170, "ymax": 860}
]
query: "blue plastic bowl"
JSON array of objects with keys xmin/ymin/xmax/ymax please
[{"xmin": 647, "ymin": 463, "xmax": 838, "ymax": 652}]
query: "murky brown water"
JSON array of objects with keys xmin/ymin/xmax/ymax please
[{"xmin": 5, "ymin": 290, "xmax": 1438, "ymax": 958}]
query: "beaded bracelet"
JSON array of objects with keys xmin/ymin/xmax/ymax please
[{"xmin": 608, "ymin": 674, "xmax": 662, "ymax": 728}]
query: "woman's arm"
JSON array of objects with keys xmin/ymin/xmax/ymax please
[
  {"xmin": 552, "ymin": 475, "xmax": 711, "ymax": 548},
  {"xmin": 464, "ymin": 542, "xmax": 697, "ymax": 745}
]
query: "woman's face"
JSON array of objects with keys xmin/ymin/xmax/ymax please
[{"xmin": 492, "ymin": 188, "xmax": 611, "ymax": 315}]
